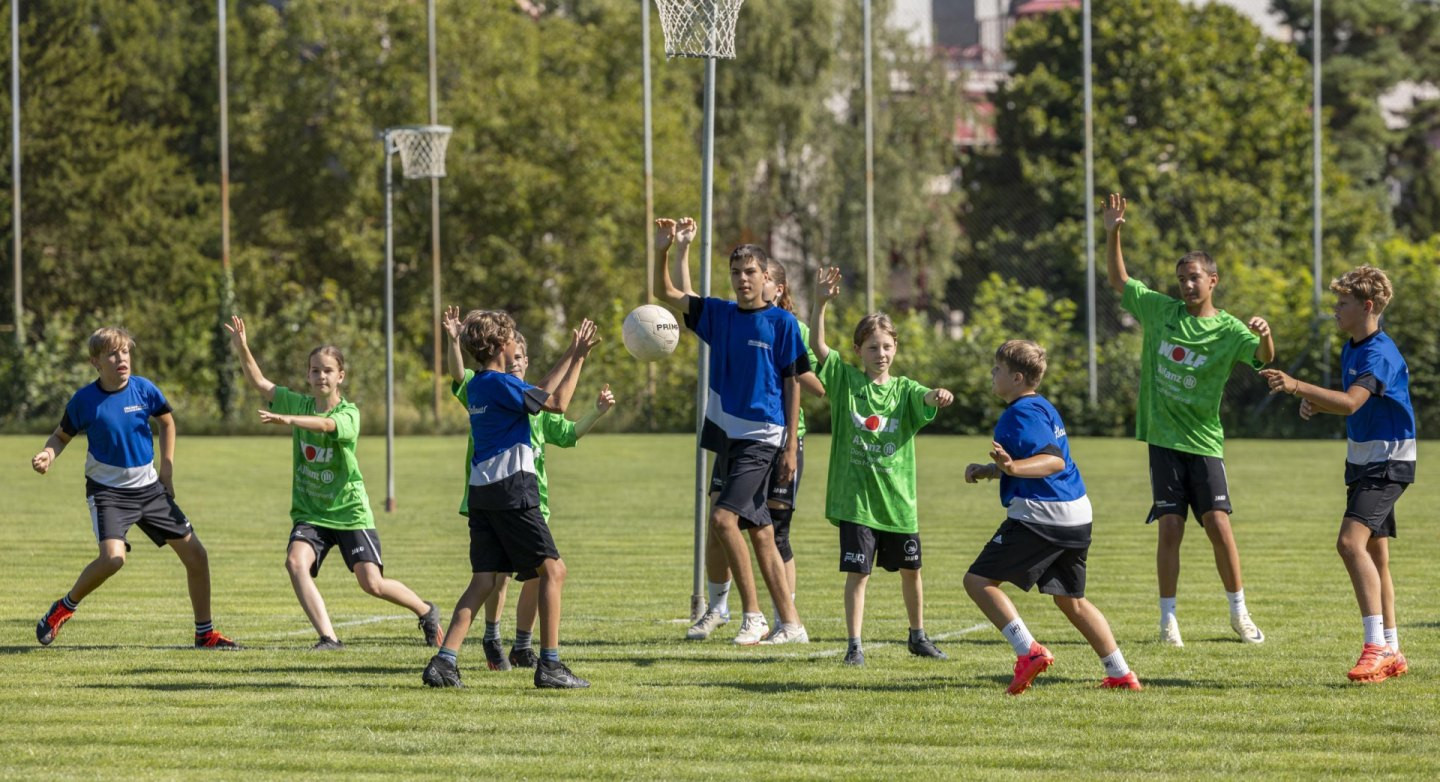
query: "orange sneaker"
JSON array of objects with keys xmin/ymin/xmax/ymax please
[
  {"xmin": 1347, "ymin": 643, "xmax": 1395, "ymax": 683},
  {"xmin": 1101, "ymin": 671, "xmax": 1142, "ymax": 690},
  {"xmin": 1006, "ymin": 642, "xmax": 1054, "ymax": 695},
  {"xmin": 1387, "ymin": 650, "xmax": 1408, "ymax": 678},
  {"xmin": 194, "ymin": 629, "xmax": 241, "ymax": 649}
]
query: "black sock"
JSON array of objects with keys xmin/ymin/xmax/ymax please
[
  {"xmin": 61, "ymin": 594, "xmax": 80, "ymax": 611},
  {"xmin": 909, "ymin": 628, "xmax": 926, "ymax": 643},
  {"xmin": 195, "ymin": 620, "xmax": 214, "ymax": 636}
]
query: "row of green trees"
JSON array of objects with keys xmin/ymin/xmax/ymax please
[{"xmin": 1, "ymin": 0, "xmax": 1436, "ymax": 439}]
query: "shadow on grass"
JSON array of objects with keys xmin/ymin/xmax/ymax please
[
  {"xmin": 647, "ymin": 677, "xmax": 985, "ymax": 694},
  {"xmin": 975, "ymin": 673, "xmax": 1225, "ymax": 689},
  {"xmin": 76, "ymin": 681, "xmax": 363, "ymax": 692},
  {"xmin": 0, "ymin": 644, "xmax": 224, "ymax": 655},
  {"xmin": 120, "ymin": 665, "xmax": 414, "ymax": 677}
]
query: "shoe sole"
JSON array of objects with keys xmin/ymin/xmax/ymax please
[
  {"xmin": 1388, "ymin": 662, "xmax": 1408, "ymax": 678},
  {"xmin": 909, "ymin": 647, "xmax": 948, "ymax": 659},
  {"xmin": 486, "ymin": 659, "xmax": 512, "ymax": 672},
  {"xmin": 1007, "ymin": 655, "xmax": 1054, "ymax": 695}
]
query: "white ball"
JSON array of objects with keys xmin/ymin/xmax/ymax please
[{"xmin": 622, "ymin": 304, "xmax": 681, "ymax": 362}]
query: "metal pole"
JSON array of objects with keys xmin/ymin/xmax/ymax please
[
  {"xmin": 428, "ymin": 0, "xmax": 443, "ymax": 427},
  {"xmin": 384, "ymin": 132, "xmax": 398, "ymax": 512},
  {"xmin": 863, "ymin": 0, "xmax": 875, "ymax": 313},
  {"xmin": 219, "ymin": 1, "xmax": 230, "ymax": 279},
  {"xmin": 1312, "ymin": 0, "xmax": 1327, "ymax": 387},
  {"xmin": 10, "ymin": 0, "xmax": 21, "ymax": 346},
  {"xmin": 692, "ymin": 57, "xmax": 716, "ymax": 623},
  {"xmin": 1083, "ymin": 0, "xmax": 1096, "ymax": 405},
  {"xmin": 642, "ymin": 0, "xmax": 657, "ymax": 421}
]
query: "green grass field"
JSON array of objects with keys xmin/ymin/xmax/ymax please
[{"xmin": 2, "ymin": 433, "xmax": 1438, "ymax": 779}]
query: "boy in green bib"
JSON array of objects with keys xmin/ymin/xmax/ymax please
[
  {"xmin": 810, "ymin": 267, "xmax": 954, "ymax": 666},
  {"xmin": 1104, "ymin": 193, "xmax": 1274, "ymax": 646},
  {"xmin": 227, "ymin": 317, "xmax": 443, "ymax": 650}
]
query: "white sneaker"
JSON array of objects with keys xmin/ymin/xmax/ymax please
[
  {"xmin": 732, "ymin": 613, "xmax": 769, "ymax": 645},
  {"xmin": 1160, "ymin": 615, "xmax": 1185, "ymax": 647},
  {"xmin": 1231, "ymin": 612, "xmax": 1265, "ymax": 644},
  {"xmin": 686, "ymin": 609, "xmax": 729, "ymax": 641},
  {"xmin": 758, "ymin": 623, "xmax": 809, "ymax": 645}
]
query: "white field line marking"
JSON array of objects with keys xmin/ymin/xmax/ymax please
[{"xmin": 254, "ymin": 614, "xmax": 412, "ymax": 639}]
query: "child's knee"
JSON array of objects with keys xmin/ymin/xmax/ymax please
[
  {"xmin": 285, "ymin": 551, "xmax": 311, "ymax": 577},
  {"xmin": 98, "ymin": 552, "xmax": 127, "ymax": 574},
  {"xmin": 356, "ymin": 571, "xmax": 385, "ymax": 597},
  {"xmin": 1053, "ymin": 595, "xmax": 1083, "ymax": 616},
  {"xmin": 962, "ymin": 572, "xmax": 990, "ymax": 594},
  {"xmin": 542, "ymin": 558, "xmax": 567, "ymax": 585}
]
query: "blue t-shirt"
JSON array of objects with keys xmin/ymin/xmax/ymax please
[
  {"xmin": 684, "ymin": 296, "xmax": 810, "ymax": 448},
  {"xmin": 1341, "ymin": 330, "xmax": 1416, "ymax": 484},
  {"xmin": 993, "ymin": 394, "xmax": 1091, "ymax": 548},
  {"xmin": 466, "ymin": 369, "xmax": 549, "ymax": 510},
  {"xmin": 60, "ymin": 375, "xmax": 172, "ymax": 490}
]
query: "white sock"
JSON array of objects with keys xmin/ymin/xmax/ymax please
[
  {"xmin": 1001, "ymin": 617, "xmax": 1035, "ymax": 656},
  {"xmin": 1159, "ymin": 597, "xmax": 1177, "ymax": 624},
  {"xmin": 1100, "ymin": 649, "xmax": 1130, "ymax": 679},
  {"xmin": 772, "ymin": 592, "xmax": 797, "ymax": 627},
  {"xmin": 707, "ymin": 580, "xmax": 731, "ymax": 617},
  {"xmin": 1226, "ymin": 589, "xmax": 1247, "ymax": 617},
  {"xmin": 1385, "ymin": 626, "xmax": 1399, "ymax": 652},
  {"xmin": 1363, "ymin": 615, "xmax": 1385, "ymax": 646}
]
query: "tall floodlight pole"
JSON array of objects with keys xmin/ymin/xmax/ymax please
[
  {"xmin": 863, "ymin": 0, "xmax": 875, "ymax": 313},
  {"xmin": 10, "ymin": 0, "xmax": 21, "ymax": 346},
  {"xmin": 1083, "ymin": 0, "xmax": 1096, "ymax": 405},
  {"xmin": 428, "ymin": 0, "xmax": 444, "ymax": 426},
  {"xmin": 1312, "ymin": 0, "xmax": 1327, "ymax": 387}
]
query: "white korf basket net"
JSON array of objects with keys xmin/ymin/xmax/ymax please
[
  {"xmin": 390, "ymin": 125, "xmax": 452, "ymax": 179},
  {"xmin": 653, "ymin": 0, "xmax": 744, "ymax": 59}
]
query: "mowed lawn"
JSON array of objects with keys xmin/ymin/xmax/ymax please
[{"xmin": 1, "ymin": 433, "xmax": 1438, "ymax": 779}]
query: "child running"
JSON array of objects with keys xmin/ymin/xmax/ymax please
[
  {"xmin": 32, "ymin": 327, "xmax": 238, "ymax": 649},
  {"xmin": 226, "ymin": 316, "xmax": 442, "ymax": 650},
  {"xmin": 424, "ymin": 310, "xmax": 598, "ymax": 689},
  {"xmin": 963, "ymin": 340, "xmax": 1141, "ymax": 695},
  {"xmin": 443, "ymin": 307, "xmax": 615, "ymax": 671},
  {"xmin": 810, "ymin": 267, "xmax": 952, "ymax": 666},
  {"xmin": 1105, "ymin": 192, "xmax": 1273, "ymax": 646},
  {"xmin": 1259, "ymin": 266, "xmax": 1414, "ymax": 684},
  {"xmin": 654, "ymin": 217, "xmax": 810, "ymax": 646}
]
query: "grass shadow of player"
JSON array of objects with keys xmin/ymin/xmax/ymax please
[
  {"xmin": 122, "ymin": 664, "xmax": 413, "ymax": 677},
  {"xmin": 76, "ymin": 681, "xmax": 356, "ymax": 692},
  {"xmin": 653, "ymin": 677, "xmax": 986, "ymax": 695}
]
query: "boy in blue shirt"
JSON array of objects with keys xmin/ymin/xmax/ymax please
[
  {"xmin": 31, "ymin": 327, "xmax": 237, "ymax": 649},
  {"xmin": 1261, "ymin": 266, "xmax": 1415, "ymax": 684},
  {"xmin": 964, "ymin": 340, "xmax": 1139, "ymax": 695},
  {"xmin": 423, "ymin": 310, "xmax": 598, "ymax": 689},
  {"xmin": 653, "ymin": 217, "xmax": 810, "ymax": 645}
]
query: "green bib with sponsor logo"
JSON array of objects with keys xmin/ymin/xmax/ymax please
[
  {"xmin": 816, "ymin": 352, "xmax": 937, "ymax": 533},
  {"xmin": 1123, "ymin": 278, "xmax": 1263, "ymax": 458},
  {"xmin": 271, "ymin": 386, "xmax": 374, "ymax": 530}
]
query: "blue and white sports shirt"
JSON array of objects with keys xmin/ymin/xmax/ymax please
[
  {"xmin": 993, "ymin": 393, "xmax": 1092, "ymax": 547},
  {"xmin": 1342, "ymin": 330, "xmax": 1416, "ymax": 484},
  {"xmin": 60, "ymin": 375, "xmax": 172, "ymax": 490},
  {"xmin": 684, "ymin": 296, "xmax": 810, "ymax": 449},
  {"xmin": 467, "ymin": 369, "xmax": 549, "ymax": 510}
]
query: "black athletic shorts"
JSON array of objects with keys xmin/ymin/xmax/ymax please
[
  {"xmin": 713, "ymin": 436, "xmax": 805, "ymax": 510},
  {"xmin": 1345, "ymin": 478, "xmax": 1406, "ymax": 538},
  {"xmin": 837, "ymin": 521, "xmax": 921, "ymax": 574},
  {"xmin": 710, "ymin": 438, "xmax": 778, "ymax": 528},
  {"xmin": 289, "ymin": 523, "xmax": 384, "ymax": 577},
  {"xmin": 1146, "ymin": 444, "xmax": 1233, "ymax": 525},
  {"xmin": 967, "ymin": 518, "xmax": 1088, "ymax": 597},
  {"xmin": 468, "ymin": 501, "xmax": 559, "ymax": 576},
  {"xmin": 87, "ymin": 481, "xmax": 193, "ymax": 551}
]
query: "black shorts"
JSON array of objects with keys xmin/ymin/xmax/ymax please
[
  {"xmin": 710, "ymin": 438, "xmax": 778, "ymax": 528},
  {"xmin": 468, "ymin": 503, "xmax": 559, "ymax": 575},
  {"xmin": 87, "ymin": 481, "xmax": 193, "ymax": 551},
  {"xmin": 712, "ymin": 437, "xmax": 805, "ymax": 510},
  {"xmin": 1345, "ymin": 479, "xmax": 1406, "ymax": 538},
  {"xmin": 1146, "ymin": 444, "xmax": 1233, "ymax": 525},
  {"xmin": 968, "ymin": 518, "xmax": 1088, "ymax": 597},
  {"xmin": 837, "ymin": 521, "xmax": 922, "ymax": 574},
  {"xmin": 289, "ymin": 523, "xmax": 384, "ymax": 577}
]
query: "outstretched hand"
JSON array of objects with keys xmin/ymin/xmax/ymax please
[
  {"xmin": 257, "ymin": 410, "xmax": 289, "ymax": 426},
  {"xmin": 655, "ymin": 218, "xmax": 676, "ymax": 252},
  {"xmin": 596, "ymin": 383, "xmax": 616, "ymax": 413},
  {"xmin": 1103, "ymin": 193, "xmax": 1127, "ymax": 234},
  {"xmin": 1258, "ymin": 368, "xmax": 1297, "ymax": 395},
  {"xmin": 816, "ymin": 266, "xmax": 842, "ymax": 303},
  {"xmin": 571, "ymin": 319, "xmax": 601, "ymax": 358},
  {"xmin": 675, "ymin": 217, "xmax": 697, "ymax": 247},
  {"xmin": 442, "ymin": 305, "xmax": 463, "ymax": 341},
  {"xmin": 223, "ymin": 315, "xmax": 249, "ymax": 350}
]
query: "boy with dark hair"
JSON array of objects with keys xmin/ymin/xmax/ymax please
[
  {"xmin": 1105, "ymin": 193, "xmax": 1274, "ymax": 646},
  {"xmin": 964, "ymin": 340, "xmax": 1140, "ymax": 694},
  {"xmin": 1260, "ymin": 266, "xmax": 1414, "ymax": 683},
  {"xmin": 653, "ymin": 217, "xmax": 810, "ymax": 646},
  {"xmin": 32, "ymin": 327, "xmax": 237, "ymax": 649}
]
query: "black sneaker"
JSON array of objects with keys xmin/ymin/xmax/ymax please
[
  {"xmin": 312, "ymin": 636, "xmax": 345, "ymax": 651},
  {"xmin": 508, "ymin": 646, "xmax": 539, "ymax": 669},
  {"xmin": 908, "ymin": 633, "xmax": 948, "ymax": 660},
  {"xmin": 483, "ymin": 638, "xmax": 512, "ymax": 671},
  {"xmin": 418, "ymin": 601, "xmax": 443, "ymax": 647},
  {"xmin": 422, "ymin": 654, "xmax": 464, "ymax": 688},
  {"xmin": 534, "ymin": 659, "xmax": 590, "ymax": 689},
  {"xmin": 843, "ymin": 647, "xmax": 866, "ymax": 666}
]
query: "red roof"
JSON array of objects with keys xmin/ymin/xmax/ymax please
[{"xmin": 1014, "ymin": 0, "xmax": 1080, "ymax": 16}]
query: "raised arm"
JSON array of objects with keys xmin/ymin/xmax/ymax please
[
  {"xmin": 573, "ymin": 383, "xmax": 615, "ymax": 439},
  {"xmin": 1247, "ymin": 316, "xmax": 1275, "ymax": 365},
  {"xmin": 442, "ymin": 305, "xmax": 467, "ymax": 384},
  {"xmin": 1259, "ymin": 369, "xmax": 1371, "ymax": 416},
  {"xmin": 1103, "ymin": 193, "xmax": 1129, "ymax": 295},
  {"xmin": 810, "ymin": 266, "xmax": 842, "ymax": 365},
  {"xmin": 535, "ymin": 320, "xmax": 600, "ymax": 414},
  {"xmin": 652, "ymin": 219, "xmax": 687, "ymax": 313},
  {"xmin": 257, "ymin": 410, "xmax": 338, "ymax": 434},
  {"xmin": 224, "ymin": 316, "xmax": 277, "ymax": 402},
  {"xmin": 673, "ymin": 217, "xmax": 698, "ymax": 296}
]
